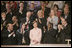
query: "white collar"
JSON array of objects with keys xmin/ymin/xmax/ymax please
[
  {"xmin": 8, "ymin": 29, "xmax": 11, "ymax": 32},
  {"xmin": 19, "ymin": 10, "xmax": 23, "ymax": 14},
  {"xmin": 2, "ymin": 18, "xmax": 5, "ymax": 21}
]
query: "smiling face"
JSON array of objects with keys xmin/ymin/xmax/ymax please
[
  {"xmin": 1, "ymin": 12, "xmax": 6, "ymax": 18},
  {"xmin": 7, "ymin": 24, "xmax": 13, "ymax": 31}
]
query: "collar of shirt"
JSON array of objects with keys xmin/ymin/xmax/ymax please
[
  {"xmin": 2, "ymin": 18, "xmax": 6, "ymax": 21},
  {"xmin": 8, "ymin": 29, "xmax": 11, "ymax": 33},
  {"xmin": 19, "ymin": 10, "xmax": 23, "ymax": 14}
]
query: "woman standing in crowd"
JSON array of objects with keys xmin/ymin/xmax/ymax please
[
  {"xmin": 47, "ymin": 9, "xmax": 58, "ymax": 30},
  {"xmin": 53, "ymin": 4, "xmax": 61, "ymax": 23},
  {"xmin": 36, "ymin": 10, "xmax": 47, "ymax": 43}
]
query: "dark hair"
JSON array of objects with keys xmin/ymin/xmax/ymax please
[
  {"xmin": 54, "ymin": 4, "xmax": 59, "ymax": 10},
  {"xmin": 48, "ymin": 22, "xmax": 53, "ymax": 30},
  {"xmin": 21, "ymin": 20, "xmax": 26, "ymax": 25},
  {"xmin": 32, "ymin": 20, "xmax": 38, "ymax": 24},
  {"xmin": 65, "ymin": 19, "xmax": 68, "ymax": 23},
  {"xmin": 63, "ymin": 3, "xmax": 69, "ymax": 9}
]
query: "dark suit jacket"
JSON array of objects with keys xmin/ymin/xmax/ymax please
[
  {"xmin": 42, "ymin": 29, "xmax": 57, "ymax": 44},
  {"xmin": 57, "ymin": 24, "xmax": 71, "ymax": 44},
  {"xmin": 61, "ymin": 12, "xmax": 71, "ymax": 25},
  {"xmin": 1, "ymin": 30, "xmax": 17, "ymax": 45},
  {"xmin": 16, "ymin": 8, "xmax": 27, "ymax": 22},
  {"xmin": 16, "ymin": 29, "xmax": 30, "ymax": 45}
]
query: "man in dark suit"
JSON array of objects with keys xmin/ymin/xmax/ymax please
[
  {"xmin": 57, "ymin": 18, "xmax": 71, "ymax": 44},
  {"xmin": 1, "ymin": 23, "xmax": 17, "ymax": 45},
  {"xmin": 15, "ymin": 2, "xmax": 27, "ymax": 22},
  {"xmin": 20, "ymin": 11, "xmax": 35, "ymax": 30},
  {"xmin": 4, "ymin": 3, "xmax": 14, "ymax": 21},
  {"xmin": 40, "ymin": 1, "xmax": 50, "ymax": 19},
  {"xmin": 61, "ymin": 3, "xmax": 71, "ymax": 25}
]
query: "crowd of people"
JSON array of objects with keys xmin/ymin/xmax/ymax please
[{"xmin": 1, "ymin": 1, "xmax": 71, "ymax": 45}]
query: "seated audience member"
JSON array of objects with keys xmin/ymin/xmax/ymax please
[
  {"xmin": 1, "ymin": 23, "xmax": 17, "ymax": 45},
  {"xmin": 16, "ymin": 22, "xmax": 30, "ymax": 45},
  {"xmin": 57, "ymin": 18, "xmax": 71, "ymax": 44},
  {"xmin": 47, "ymin": 9, "xmax": 58, "ymax": 30},
  {"xmin": 42, "ymin": 23, "xmax": 57, "ymax": 44},
  {"xmin": 29, "ymin": 21, "xmax": 42, "ymax": 45}
]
